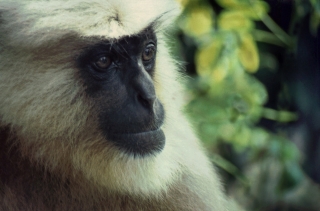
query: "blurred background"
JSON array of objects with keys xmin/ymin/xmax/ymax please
[{"xmin": 175, "ymin": 0, "xmax": 320, "ymax": 210}]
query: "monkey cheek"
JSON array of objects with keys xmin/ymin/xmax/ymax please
[{"xmin": 106, "ymin": 129, "xmax": 166, "ymax": 157}]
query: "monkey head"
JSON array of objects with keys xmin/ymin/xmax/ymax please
[{"xmin": 0, "ymin": 0, "xmax": 185, "ymax": 195}]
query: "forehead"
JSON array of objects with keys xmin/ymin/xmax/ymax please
[
  {"xmin": 0, "ymin": 0, "xmax": 180, "ymax": 61},
  {"xmin": 80, "ymin": 26, "xmax": 156, "ymax": 57},
  {"xmin": 95, "ymin": 26, "xmax": 156, "ymax": 47},
  {"xmin": 0, "ymin": 0, "xmax": 179, "ymax": 45}
]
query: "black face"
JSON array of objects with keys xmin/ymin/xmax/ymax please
[{"xmin": 77, "ymin": 27, "xmax": 165, "ymax": 157}]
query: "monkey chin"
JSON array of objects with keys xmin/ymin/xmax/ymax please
[
  {"xmin": 107, "ymin": 128, "xmax": 166, "ymax": 157},
  {"xmin": 70, "ymin": 130, "xmax": 180, "ymax": 196}
]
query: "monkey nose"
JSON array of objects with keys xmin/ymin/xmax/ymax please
[
  {"xmin": 137, "ymin": 93, "xmax": 156, "ymax": 110},
  {"xmin": 132, "ymin": 71, "xmax": 157, "ymax": 111}
]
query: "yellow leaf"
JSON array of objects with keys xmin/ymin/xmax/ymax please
[
  {"xmin": 184, "ymin": 6, "xmax": 214, "ymax": 36},
  {"xmin": 195, "ymin": 39, "xmax": 223, "ymax": 75},
  {"xmin": 211, "ymin": 64, "xmax": 228, "ymax": 82},
  {"xmin": 238, "ymin": 34, "xmax": 259, "ymax": 73},
  {"xmin": 216, "ymin": 0, "xmax": 245, "ymax": 8},
  {"xmin": 218, "ymin": 11, "xmax": 253, "ymax": 31},
  {"xmin": 217, "ymin": 0, "xmax": 269, "ymax": 20}
]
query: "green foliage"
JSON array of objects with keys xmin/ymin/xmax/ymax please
[
  {"xmin": 178, "ymin": 0, "xmax": 297, "ymax": 150},
  {"xmin": 176, "ymin": 0, "xmax": 320, "ymax": 209}
]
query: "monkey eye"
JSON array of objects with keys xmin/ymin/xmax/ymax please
[
  {"xmin": 92, "ymin": 55, "xmax": 112, "ymax": 71},
  {"xmin": 142, "ymin": 44, "xmax": 156, "ymax": 62}
]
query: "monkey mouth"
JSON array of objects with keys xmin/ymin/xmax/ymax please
[{"xmin": 107, "ymin": 128, "xmax": 165, "ymax": 157}]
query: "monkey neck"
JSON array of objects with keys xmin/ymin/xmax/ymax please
[
  {"xmin": 0, "ymin": 127, "xmax": 102, "ymax": 202},
  {"xmin": 0, "ymin": 127, "xmax": 141, "ymax": 210},
  {"xmin": 0, "ymin": 127, "xmax": 151, "ymax": 206},
  {"xmin": 0, "ymin": 127, "xmax": 211, "ymax": 210}
]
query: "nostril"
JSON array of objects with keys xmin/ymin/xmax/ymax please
[
  {"xmin": 137, "ymin": 94, "xmax": 155, "ymax": 109},
  {"xmin": 138, "ymin": 94, "xmax": 148, "ymax": 108}
]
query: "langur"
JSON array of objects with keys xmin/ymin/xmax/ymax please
[{"xmin": 0, "ymin": 0, "xmax": 230, "ymax": 210}]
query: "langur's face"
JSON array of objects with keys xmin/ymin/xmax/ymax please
[{"xmin": 77, "ymin": 27, "xmax": 165, "ymax": 157}]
